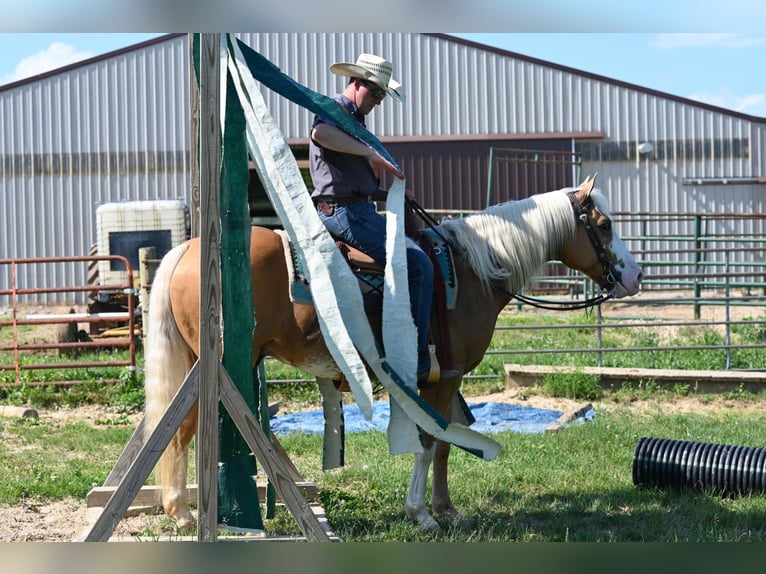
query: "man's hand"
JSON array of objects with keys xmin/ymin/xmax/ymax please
[{"xmin": 367, "ymin": 150, "xmax": 404, "ymax": 180}]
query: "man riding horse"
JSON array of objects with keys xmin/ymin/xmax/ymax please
[{"xmin": 309, "ymin": 52, "xmax": 458, "ymax": 386}]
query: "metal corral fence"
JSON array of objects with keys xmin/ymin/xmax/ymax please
[
  {"xmin": 487, "ymin": 209, "xmax": 766, "ymax": 376},
  {"xmin": 0, "ymin": 255, "xmax": 139, "ymax": 387},
  {"xmin": 264, "ymin": 209, "xmax": 766, "ymax": 389}
]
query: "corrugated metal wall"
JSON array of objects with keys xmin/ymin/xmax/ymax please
[
  {"xmin": 1, "ymin": 32, "xmax": 765, "ymax": 303},
  {"xmin": 0, "ymin": 36, "xmax": 190, "ymax": 304}
]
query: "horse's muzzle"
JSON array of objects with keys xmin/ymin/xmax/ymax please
[{"xmin": 611, "ymin": 266, "xmax": 643, "ymax": 298}]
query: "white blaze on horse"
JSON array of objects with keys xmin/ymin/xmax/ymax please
[{"xmin": 143, "ymin": 175, "xmax": 642, "ymax": 532}]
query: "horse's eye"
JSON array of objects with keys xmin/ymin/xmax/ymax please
[{"xmin": 599, "ymin": 221, "xmax": 612, "ymax": 233}]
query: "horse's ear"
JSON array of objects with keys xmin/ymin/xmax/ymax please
[{"xmin": 576, "ymin": 173, "xmax": 599, "ymax": 201}]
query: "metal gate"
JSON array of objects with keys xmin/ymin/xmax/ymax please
[
  {"xmin": 485, "ymin": 147, "xmax": 582, "ymax": 207},
  {"xmin": 0, "ymin": 255, "xmax": 138, "ymax": 387}
]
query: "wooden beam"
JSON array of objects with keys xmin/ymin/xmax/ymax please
[
  {"xmin": 196, "ymin": 31, "xmax": 222, "ymax": 543},
  {"xmin": 87, "ymin": 481, "xmax": 320, "ymax": 509},
  {"xmin": 0, "ymin": 406, "xmax": 38, "ymax": 418},
  {"xmin": 504, "ymin": 363, "xmax": 766, "ymax": 394}
]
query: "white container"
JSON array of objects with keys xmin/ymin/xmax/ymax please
[{"xmin": 96, "ymin": 200, "xmax": 188, "ymax": 287}]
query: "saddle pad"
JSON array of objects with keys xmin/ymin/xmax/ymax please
[
  {"xmin": 276, "ymin": 229, "xmax": 313, "ymax": 305},
  {"xmin": 277, "ymin": 229, "xmax": 384, "ymax": 308},
  {"xmin": 421, "ymin": 227, "xmax": 458, "ymax": 310}
]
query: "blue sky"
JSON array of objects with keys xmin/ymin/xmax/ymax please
[
  {"xmin": 0, "ymin": 32, "xmax": 764, "ymax": 118},
  {"xmin": 452, "ymin": 33, "xmax": 766, "ymax": 117}
]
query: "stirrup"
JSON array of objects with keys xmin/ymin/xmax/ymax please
[{"xmin": 426, "ymin": 344, "xmax": 441, "ymax": 384}]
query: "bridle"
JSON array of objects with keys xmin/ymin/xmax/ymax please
[
  {"xmin": 406, "ymin": 192, "xmax": 622, "ymax": 312},
  {"xmin": 568, "ymin": 191, "xmax": 622, "ymax": 286}
]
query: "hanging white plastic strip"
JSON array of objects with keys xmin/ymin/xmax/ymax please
[
  {"xmin": 226, "ymin": 36, "xmax": 374, "ymax": 418},
  {"xmin": 383, "ymin": 178, "xmax": 421, "ymax": 454},
  {"xmin": 226, "ymin": 35, "xmax": 500, "ymax": 460}
]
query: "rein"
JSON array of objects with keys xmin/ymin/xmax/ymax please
[
  {"xmin": 406, "ymin": 194, "xmax": 616, "ymax": 313},
  {"xmin": 510, "ymin": 291, "xmax": 611, "ymax": 311},
  {"xmin": 406, "ymin": 196, "xmax": 452, "ymax": 246}
]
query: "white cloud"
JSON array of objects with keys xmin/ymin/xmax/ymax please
[
  {"xmin": 651, "ymin": 33, "xmax": 766, "ymax": 49},
  {"xmin": 688, "ymin": 89, "xmax": 766, "ymax": 118},
  {"xmin": 2, "ymin": 42, "xmax": 94, "ymax": 85}
]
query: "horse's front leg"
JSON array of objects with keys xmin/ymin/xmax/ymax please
[
  {"xmin": 406, "ymin": 444, "xmax": 440, "ymax": 532},
  {"xmin": 431, "ymin": 439, "xmax": 464, "ymax": 525}
]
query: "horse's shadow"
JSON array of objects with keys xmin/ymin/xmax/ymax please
[
  {"xmin": 446, "ymin": 485, "xmax": 764, "ymax": 541},
  {"xmin": 319, "ymin": 483, "xmax": 764, "ymax": 541}
]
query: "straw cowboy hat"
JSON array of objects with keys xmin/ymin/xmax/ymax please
[{"xmin": 330, "ymin": 53, "xmax": 404, "ymax": 102}]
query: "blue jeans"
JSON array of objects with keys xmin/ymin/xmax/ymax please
[{"xmin": 318, "ymin": 201, "xmax": 434, "ymax": 374}]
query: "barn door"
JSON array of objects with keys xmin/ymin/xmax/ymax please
[{"xmin": 485, "ymin": 146, "xmax": 582, "ymax": 207}]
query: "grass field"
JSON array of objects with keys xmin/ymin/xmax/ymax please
[{"xmin": 1, "ymin": 303, "xmax": 766, "ymax": 541}]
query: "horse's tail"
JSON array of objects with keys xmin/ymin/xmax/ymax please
[{"xmin": 143, "ymin": 241, "xmax": 193, "ymax": 484}]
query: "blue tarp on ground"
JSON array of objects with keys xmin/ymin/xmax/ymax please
[{"xmin": 271, "ymin": 401, "xmax": 595, "ymax": 436}]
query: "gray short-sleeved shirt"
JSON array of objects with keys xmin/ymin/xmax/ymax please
[{"xmin": 309, "ymin": 95, "xmax": 379, "ymax": 201}]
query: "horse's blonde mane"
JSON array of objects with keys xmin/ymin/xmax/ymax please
[{"xmin": 439, "ymin": 188, "xmax": 579, "ymax": 294}]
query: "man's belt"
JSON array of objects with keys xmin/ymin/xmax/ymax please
[{"xmin": 314, "ymin": 195, "xmax": 373, "ymax": 207}]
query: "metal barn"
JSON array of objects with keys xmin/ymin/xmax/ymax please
[{"xmin": 1, "ymin": 32, "xmax": 765, "ymax": 303}]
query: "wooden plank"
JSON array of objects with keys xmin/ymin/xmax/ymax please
[
  {"xmin": 86, "ymin": 481, "xmax": 321, "ymax": 509},
  {"xmin": 196, "ymin": 31, "xmax": 222, "ymax": 543},
  {"xmin": 308, "ymin": 502, "xmax": 340, "ymax": 541},
  {"xmin": 0, "ymin": 406, "xmax": 38, "ymax": 418},
  {"xmin": 504, "ymin": 363, "xmax": 766, "ymax": 394},
  {"xmin": 218, "ymin": 364, "xmax": 332, "ymax": 541},
  {"xmin": 76, "ymin": 362, "xmax": 201, "ymax": 542},
  {"xmin": 189, "ymin": 34, "xmax": 200, "ymax": 237},
  {"xmin": 102, "ymin": 418, "xmax": 144, "ymax": 487},
  {"xmin": 545, "ymin": 403, "xmax": 594, "ymax": 432}
]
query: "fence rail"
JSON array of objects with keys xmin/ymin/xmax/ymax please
[
  {"xmin": 0, "ymin": 255, "xmax": 138, "ymax": 387},
  {"xmin": 493, "ymin": 208, "xmax": 766, "ymax": 379}
]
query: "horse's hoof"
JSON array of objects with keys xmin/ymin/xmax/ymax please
[
  {"xmin": 418, "ymin": 515, "xmax": 441, "ymax": 533},
  {"xmin": 408, "ymin": 506, "xmax": 441, "ymax": 533},
  {"xmin": 175, "ymin": 514, "xmax": 196, "ymax": 533},
  {"xmin": 438, "ymin": 509, "xmax": 466, "ymax": 528}
]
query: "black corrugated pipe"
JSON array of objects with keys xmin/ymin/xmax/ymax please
[{"xmin": 632, "ymin": 437, "xmax": 766, "ymax": 496}]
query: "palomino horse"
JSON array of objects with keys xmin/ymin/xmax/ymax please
[{"xmin": 143, "ymin": 176, "xmax": 642, "ymax": 532}]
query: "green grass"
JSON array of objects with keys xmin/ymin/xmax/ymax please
[
  {"xmin": 4, "ymin": 401, "xmax": 763, "ymax": 541},
  {"xmin": 268, "ymin": 406, "xmax": 766, "ymax": 541},
  {"xmin": 2, "ymin": 305, "xmax": 766, "ymax": 540},
  {"xmin": 0, "ymin": 415, "xmax": 135, "ymax": 504}
]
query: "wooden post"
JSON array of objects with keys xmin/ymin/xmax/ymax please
[
  {"xmin": 196, "ymin": 32, "xmax": 221, "ymax": 542},
  {"xmin": 189, "ymin": 35, "xmax": 201, "ymax": 238},
  {"xmin": 138, "ymin": 246, "xmax": 157, "ymax": 347}
]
